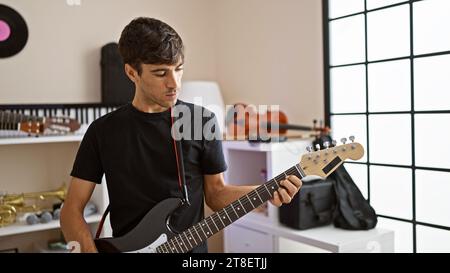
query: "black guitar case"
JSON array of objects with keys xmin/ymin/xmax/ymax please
[
  {"xmin": 314, "ymin": 135, "xmax": 378, "ymax": 230},
  {"xmin": 100, "ymin": 42, "xmax": 134, "ymax": 104}
]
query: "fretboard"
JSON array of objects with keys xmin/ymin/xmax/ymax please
[
  {"xmin": 0, "ymin": 111, "xmax": 43, "ymax": 131},
  {"xmin": 157, "ymin": 164, "xmax": 306, "ymax": 253}
]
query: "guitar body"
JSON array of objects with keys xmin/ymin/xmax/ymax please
[{"xmin": 94, "ymin": 198, "xmax": 182, "ymax": 253}]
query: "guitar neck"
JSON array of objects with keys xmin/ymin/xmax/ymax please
[
  {"xmin": 235, "ymin": 120, "xmax": 314, "ymax": 132},
  {"xmin": 159, "ymin": 164, "xmax": 306, "ymax": 253},
  {"xmin": 0, "ymin": 110, "xmax": 44, "ymax": 131},
  {"xmin": 269, "ymin": 123, "xmax": 313, "ymax": 131}
]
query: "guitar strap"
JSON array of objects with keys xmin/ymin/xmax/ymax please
[
  {"xmin": 170, "ymin": 106, "xmax": 190, "ymax": 206},
  {"xmin": 95, "ymin": 105, "xmax": 189, "ymax": 239},
  {"xmin": 95, "ymin": 204, "xmax": 110, "ymax": 239}
]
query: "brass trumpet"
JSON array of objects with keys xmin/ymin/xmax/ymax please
[{"xmin": 0, "ymin": 184, "xmax": 67, "ymax": 227}]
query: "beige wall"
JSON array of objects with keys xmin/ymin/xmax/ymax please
[
  {"xmin": 215, "ymin": 0, "xmax": 324, "ymax": 126},
  {"xmin": 0, "ymin": 0, "xmax": 217, "ymax": 104},
  {"xmin": 0, "ymin": 0, "xmax": 323, "ymax": 252},
  {"xmin": 0, "ymin": 0, "xmax": 323, "ymax": 124}
]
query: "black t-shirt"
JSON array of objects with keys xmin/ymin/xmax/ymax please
[{"xmin": 70, "ymin": 100, "xmax": 227, "ymax": 253}]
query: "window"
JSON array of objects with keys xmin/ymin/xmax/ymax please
[{"xmin": 324, "ymin": 0, "xmax": 450, "ymax": 253}]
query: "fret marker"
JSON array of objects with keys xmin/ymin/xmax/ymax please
[
  {"xmin": 207, "ymin": 232, "xmax": 210, "ymax": 235},
  {"xmin": 237, "ymin": 207, "xmax": 240, "ymax": 210},
  {"xmin": 253, "ymin": 198, "xmax": 256, "ymax": 200},
  {"xmin": 189, "ymin": 237, "xmax": 191, "ymax": 239},
  {"xmin": 223, "ymin": 217, "xmax": 226, "ymax": 219}
]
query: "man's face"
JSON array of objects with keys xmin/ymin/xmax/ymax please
[{"xmin": 127, "ymin": 59, "xmax": 184, "ymax": 110}]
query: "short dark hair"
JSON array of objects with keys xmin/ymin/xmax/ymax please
[{"xmin": 118, "ymin": 17, "xmax": 184, "ymax": 75}]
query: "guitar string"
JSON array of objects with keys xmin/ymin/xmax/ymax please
[
  {"xmin": 211, "ymin": 167, "xmax": 300, "ymax": 226},
  {"xmin": 159, "ymin": 166, "xmax": 303, "ymax": 253},
  {"xmin": 162, "ymin": 167, "xmax": 301, "ymax": 253},
  {"xmin": 162, "ymin": 171, "xmax": 299, "ymax": 253},
  {"xmin": 1, "ymin": 110, "xmax": 36, "ymax": 132}
]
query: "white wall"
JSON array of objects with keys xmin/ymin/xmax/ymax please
[
  {"xmin": 0, "ymin": 0, "xmax": 217, "ymax": 103},
  {"xmin": 214, "ymin": 0, "xmax": 324, "ymax": 126},
  {"xmin": 0, "ymin": 0, "xmax": 324, "ymax": 126}
]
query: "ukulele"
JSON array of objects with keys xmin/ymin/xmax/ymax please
[
  {"xmin": 0, "ymin": 110, "xmax": 81, "ymax": 135},
  {"xmin": 94, "ymin": 137, "xmax": 364, "ymax": 253}
]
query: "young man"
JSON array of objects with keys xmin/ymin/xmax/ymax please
[{"xmin": 60, "ymin": 17, "xmax": 302, "ymax": 253}]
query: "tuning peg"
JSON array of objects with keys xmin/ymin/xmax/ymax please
[
  {"xmin": 306, "ymin": 146, "xmax": 313, "ymax": 153},
  {"xmin": 332, "ymin": 140, "xmax": 337, "ymax": 147},
  {"xmin": 315, "ymin": 144, "xmax": 321, "ymax": 151},
  {"xmin": 349, "ymin": 135, "xmax": 355, "ymax": 142},
  {"xmin": 323, "ymin": 141, "xmax": 330, "ymax": 148},
  {"xmin": 341, "ymin": 137, "xmax": 347, "ymax": 144}
]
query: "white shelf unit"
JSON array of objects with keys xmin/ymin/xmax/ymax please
[
  {"xmin": 0, "ymin": 214, "xmax": 102, "ymax": 237},
  {"xmin": 0, "ymin": 135, "xmax": 110, "ymax": 253},
  {"xmin": 229, "ymin": 218, "xmax": 394, "ymax": 253},
  {"xmin": 0, "ymin": 135, "xmax": 83, "ymax": 146},
  {"xmin": 222, "ymin": 139, "xmax": 395, "ymax": 253}
]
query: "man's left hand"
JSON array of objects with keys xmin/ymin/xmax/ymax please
[{"xmin": 269, "ymin": 175, "xmax": 302, "ymax": 207}]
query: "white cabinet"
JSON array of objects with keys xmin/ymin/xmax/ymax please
[
  {"xmin": 225, "ymin": 225, "xmax": 274, "ymax": 253},
  {"xmin": 222, "ymin": 139, "xmax": 395, "ymax": 253},
  {"xmin": 0, "ymin": 135, "xmax": 110, "ymax": 253}
]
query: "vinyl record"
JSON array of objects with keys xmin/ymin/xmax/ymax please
[{"xmin": 0, "ymin": 4, "xmax": 28, "ymax": 58}]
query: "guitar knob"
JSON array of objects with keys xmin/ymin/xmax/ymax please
[
  {"xmin": 341, "ymin": 137, "xmax": 347, "ymax": 144},
  {"xmin": 332, "ymin": 140, "xmax": 337, "ymax": 147},
  {"xmin": 306, "ymin": 146, "xmax": 313, "ymax": 152},
  {"xmin": 315, "ymin": 144, "xmax": 321, "ymax": 151},
  {"xmin": 349, "ymin": 135, "xmax": 355, "ymax": 142},
  {"xmin": 323, "ymin": 141, "xmax": 330, "ymax": 148}
]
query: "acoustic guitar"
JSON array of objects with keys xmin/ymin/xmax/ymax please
[
  {"xmin": 94, "ymin": 138, "xmax": 364, "ymax": 253},
  {"xmin": 0, "ymin": 110, "xmax": 80, "ymax": 135}
]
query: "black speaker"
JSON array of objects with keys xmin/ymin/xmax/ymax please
[
  {"xmin": 279, "ymin": 178, "xmax": 336, "ymax": 230},
  {"xmin": 100, "ymin": 42, "xmax": 134, "ymax": 104}
]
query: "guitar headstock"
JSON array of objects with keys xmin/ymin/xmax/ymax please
[
  {"xmin": 300, "ymin": 136, "xmax": 364, "ymax": 179},
  {"xmin": 19, "ymin": 116, "xmax": 81, "ymax": 135}
]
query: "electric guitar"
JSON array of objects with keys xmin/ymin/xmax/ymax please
[
  {"xmin": 94, "ymin": 138, "xmax": 364, "ymax": 253},
  {"xmin": 0, "ymin": 110, "xmax": 80, "ymax": 135}
]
